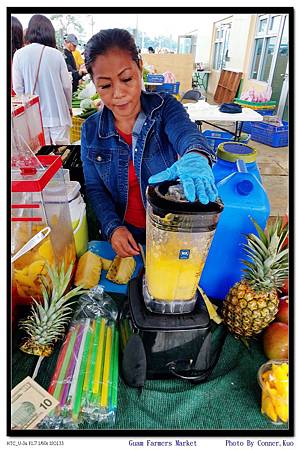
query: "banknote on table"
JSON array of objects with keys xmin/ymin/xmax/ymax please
[{"xmin": 11, "ymin": 376, "xmax": 59, "ymax": 430}]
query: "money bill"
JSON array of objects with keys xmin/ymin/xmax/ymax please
[{"xmin": 11, "ymin": 376, "xmax": 59, "ymax": 430}]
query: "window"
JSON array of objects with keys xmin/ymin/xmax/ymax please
[
  {"xmin": 213, "ymin": 23, "xmax": 231, "ymax": 70},
  {"xmin": 249, "ymin": 14, "xmax": 285, "ymax": 82}
]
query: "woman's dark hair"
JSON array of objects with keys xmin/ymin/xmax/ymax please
[
  {"xmin": 11, "ymin": 16, "xmax": 23, "ymax": 57},
  {"xmin": 84, "ymin": 28, "xmax": 140, "ymax": 76},
  {"xmin": 25, "ymin": 14, "xmax": 56, "ymax": 48}
]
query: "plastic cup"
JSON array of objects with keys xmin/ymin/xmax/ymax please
[{"xmin": 257, "ymin": 360, "xmax": 288, "ymax": 425}]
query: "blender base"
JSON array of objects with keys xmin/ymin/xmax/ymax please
[
  {"xmin": 119, "ymin": 273, "xmax": 224, "ymax": 387},
  {"xmin": 142, "ymin": 276, "xmax": 197, "ymax": 314}
]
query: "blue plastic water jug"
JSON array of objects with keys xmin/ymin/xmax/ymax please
[
  {"xmin": 200, "ymin": 159, "xmax": 270, "ymax": 301},
  {"xmin": 212, "ymin": 142, "xmax": 262, "ymax": 184}
]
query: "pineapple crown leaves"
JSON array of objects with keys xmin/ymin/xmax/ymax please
[
  {"xmin": 241, "ymin": 216, "xmax": 288, "ymax": 290},
  {"xmin": 19, "ymin": 261, "xmax": 88, "ymax": 346}
]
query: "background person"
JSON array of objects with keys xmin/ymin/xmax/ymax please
[
  {"xmin": 73, "ymin": 46, "xmax": 84, "ymax": 70},
  {"xmin": 13, "ymin": 14, "xmax": 73, "ymax": 144},
  {"xmin": 81, "ymin": 29, "xmax": 217, "ymax": 258},
  {"xmin": 11, "ymin": 16, "xmax": 23, "ymax": 95},
  {"xmin": 11, "ymin": 16, "xmax": 23, "ymax": 58},
  {"xmin": 64, "ymin": 33, "xmax": 87, "ymax": 92}
]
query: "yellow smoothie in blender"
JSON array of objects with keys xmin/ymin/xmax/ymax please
[
  {"xmin": 145, "ymin": 216, "xmax": 213, "ymax": 302},
  {"xmin": 144, "ymin": 182, "xmax": 223, "ymax": 313}
]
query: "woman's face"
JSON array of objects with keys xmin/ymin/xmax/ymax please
[{"xmin": 92, "ymin": 47, "xmax": 142, "ymax": 123}]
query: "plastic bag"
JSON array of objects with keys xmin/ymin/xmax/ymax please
[
  {"xmin": 240, "ymin": 86, "xmax": 272, "ymax": 102},
  {"xmin": 163, "ymin": 71, "xmax": 176, "ymax": 83},
  {"xmin": 39, "ymin": 286, "xmax": 119, "ymax": 429}
]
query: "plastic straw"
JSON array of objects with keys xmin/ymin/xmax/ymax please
[
  {"xmin": 92, "ymin": 318, "xmax": 106, "ymax": 395},
  {"xmin": 100, "ymin": 323, "xmax": 113, "ymax": 408},
  {"xmin": 59, "ymin": 322, "xmax": 84, "ymax": 407},
  {"xmin": 82, "ymin": 320, "xmax": 96, "ymax": 395},
  {"xmin": 48, "ymin": 331, "xmax": 72, "ymax": 395},
  {"xmin": 111, "ymin": 329, "xmax": 119, "ymax": 410},
  {"xmin": 107, "ymin": 325, "xmax": 115, "ymax": 408},
  {"xmin": 52, "ymin": 324, "xmax": 79, "ymax": 401},
  {"xmin": 87, "ymin": 319, "xmax": 101, "ymax": 402},
  {"xmin": 72, "ymin": 321, "xmax": 93, "ymax": 420},
  {"xmin": 68, "ymin": 319, "xmax": 90, "ymax": 406}
]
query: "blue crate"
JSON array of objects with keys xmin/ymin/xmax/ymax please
[
  {"xmin": 242, "ymin": 110, "xmax": 274, "ymax": 134},
  {"xmin": 255, "ymin": 109, "xmax": 275, "ymax": 116},
  {"xmin": 146, "ymin": 74, "xmax": 165, "ymax": 83},
  {"xmin": 156, "ymin": 82, "xmax": 180, "ymax": 94},
  {"xmin": 203, "ymin": 130, "xmax": 234, "ymax": 151},
  {"xmin": 246, "ymin": 121, "xmax": 288, "ymax": 147}
]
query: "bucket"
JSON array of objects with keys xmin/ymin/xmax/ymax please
[
  {"xmin": 213, "ymin": 142, "xmax": 262, "ymax": 184},
  {"xmin": 200, "ymin": 160, "xmax": 270, "ymax": 301}
]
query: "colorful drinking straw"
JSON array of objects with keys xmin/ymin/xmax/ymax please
[
  {"xmin": 48, "ymin": 330, "xmax": 72, "ymax": 396},
  {"xmin": 100, "ymin": 323, "xmax": 114, "ymax": 408},
  {"xmin": 86, "ymin": 319, "xmax": 101, "ymax": 403},
  {"xmin": 91, "ymin": 318, "xmax": 107, "ymax": 407},
  {"xmin": 111, "ymin": 329, "xmax": 119, "ymax": 411},
  {"xmin": 72, "ymin": 320, "xmax": 93, "ymax": 421},
  {"xmin": 59, "ymin": 322, "xmax": 84, "ymax": 407},
  {"xmin": 82, "ymin": 320, "xmax": 96, "ymax": 404},
  {"xmin": 68, "ymin": 319, "xmax": 90, "ymax": 407},
  {"xmin": 52, "ymin": 323, "xmax": 80, "ymax": 402}
]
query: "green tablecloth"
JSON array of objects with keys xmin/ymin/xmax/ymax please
[{"xmin": 11, "ymin": 295, "xmax": 288, "ymax": 432}]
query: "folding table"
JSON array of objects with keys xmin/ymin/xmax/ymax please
[{"xmin": 185, "ymin": 101, "xmax": 263, "ymax": 140}]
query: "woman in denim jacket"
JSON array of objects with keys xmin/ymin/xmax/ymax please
[{"xmin": 81, "ymin": 29, "xmax": 217, "ymax": 257}]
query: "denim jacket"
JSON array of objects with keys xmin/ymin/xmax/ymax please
[{"xmin": 81, "ymin": 91, "xmax": 215, "ymax": 240}]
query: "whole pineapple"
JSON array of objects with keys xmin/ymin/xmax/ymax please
[
  {"xmin": 222, "ymin": 217, "xmax": 288, "ymax": 338},
  {"xmin": 19, "ymin": 262, "xmax": 87, "ymax": 356}
]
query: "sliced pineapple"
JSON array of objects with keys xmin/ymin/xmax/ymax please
[
  {"xmin": 74, "ymin": 251, "xmax": 102, "ymax": 288},
  {"xmin": 106, "ymin": 256, "xmax": 136, "ymax": 284},
  {"xmin": 100, "ymin": 257, "xmax": 113, "ymax": 271}
]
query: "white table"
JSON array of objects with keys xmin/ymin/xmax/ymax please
[{"xmin": 185, "ymin": 101, "xmax": 263, "ymax": 140}]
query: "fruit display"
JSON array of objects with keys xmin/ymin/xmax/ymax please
[
  {"xmin": 263, "ymin": 322, "xmax": 288, "ymax": 360},
  {"xmin": 222, "ymin": 217, "xmax": 288, "ymax": 338},
  {"xmin": 19, "ymin": 262, "xmax": 87, "ymax": 357},
  {"xmin": 74, "ymin": 251, "xmax": 102, "ymax": 289},
  {"xmin": 276, "ymin": 298, "xmax": 288, "ymax": 325},
  {"xmin": 258, "ymin": 360, "xmax": 288, "ymax": 423},
  {"xmin": 106, "ymin": 256, "xmax": 136, "ymax": 285}
]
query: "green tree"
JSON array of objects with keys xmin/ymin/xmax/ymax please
[{"xmin": 50, "ymin": 14, "xmax": 85, "ymax": 51}]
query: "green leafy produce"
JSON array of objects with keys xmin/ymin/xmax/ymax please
[{"xmin": 80, "ymin": 98, "xmax": 94, "ymax": 110}]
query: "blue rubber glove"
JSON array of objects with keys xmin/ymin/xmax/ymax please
[{"xmin": 148, "ymin": 152, "xmax": 218, "ymax": 204}]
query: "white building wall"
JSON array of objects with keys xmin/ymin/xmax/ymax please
[
  {"xmin": 226, "ymin": 14, "xmax": 253, "ymax": 72},
  {"xmin": 195, "ymin": 23, "xmax": 215, "ymax": 64}
]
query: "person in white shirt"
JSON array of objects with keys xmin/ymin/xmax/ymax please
[{"xmin": 13, "ymin": 14, "xmax": 72, "ymax": 145}]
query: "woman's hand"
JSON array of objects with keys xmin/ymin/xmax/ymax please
[
  {"xmin": 111, "ymin": 227, "xmax": 140, "ymax": 257},
  {"xmin": 148, "ymin": 152, "xmax": 218, "ymax": 204}
]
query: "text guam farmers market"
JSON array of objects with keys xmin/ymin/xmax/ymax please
[{"xmin": 129, "ymin": 440, "xmax": 197, "ymax": 447}]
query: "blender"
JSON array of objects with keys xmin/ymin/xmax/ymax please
[{"xmin": 120, "ymin": 181, "xmax": 224, "ymax": 386}]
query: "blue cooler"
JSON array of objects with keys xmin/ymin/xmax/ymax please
[
  {"xmin": 200, "ymin": 160, "xmax": 270, "ymax": 301},
  {"xmin": 213, "ymin": 142, "xmax": 262, "ymax": 184}
]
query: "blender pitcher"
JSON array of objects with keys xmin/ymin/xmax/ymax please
[{"xmin": 144, "ymin": 181, "xmax": 224, "ymax": 314}]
